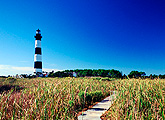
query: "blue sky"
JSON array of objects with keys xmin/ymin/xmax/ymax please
[{"xmin": 0, "ymin": 0, "xmax": 165, "ymax": 76}]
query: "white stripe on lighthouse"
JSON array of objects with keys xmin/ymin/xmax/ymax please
[
  {"xmin": 35, "ymin": 40, "xmax": 41, "ymax": 48},
  {"xmin": 34, "ymin": 54, "xmax": 42, "ymax": 62}
]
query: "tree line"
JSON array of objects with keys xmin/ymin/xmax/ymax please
[
  {"xmin": 48, "ymin": 69, "xmax": 165, "ymax": 79},
  {"xmin": 48, "ymin": 69, "xmax": 122, "ymax": 78},
  {"xmin": 2, "ymin": 69, "xmax": 164, "ymax": 79}
]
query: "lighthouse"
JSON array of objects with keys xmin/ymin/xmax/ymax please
[{"xmin": 34, "ymin": 29, "xmax": 42, "ymax": 75}]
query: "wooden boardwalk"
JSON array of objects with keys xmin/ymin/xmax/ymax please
[{"xmin": 78, "ymin": 91, "xmax": 116, "ymax": 120}]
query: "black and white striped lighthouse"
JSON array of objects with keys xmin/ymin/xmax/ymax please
[{"xmin": 34, "ymin": 29, "xmax": 42, "ymax": 74}]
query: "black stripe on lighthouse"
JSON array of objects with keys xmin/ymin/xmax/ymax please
[
  {"xmin": 34, "ymin": 61, "xmax": 42, "ymax": 69},
  {"xmin": 35, "ymin": 47, "xmax": 42, "ymax": 54},
  {"xmin": 35, "ymin": 34, "xmax": 42, "ymax": 40}
]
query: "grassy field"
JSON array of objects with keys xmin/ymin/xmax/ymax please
[
  {"xmin": 0, "ymin": 77, "xmax": 115, "ymax": 119},
  {"xmin": 101, "ymin": 79, "xmax": 165, "ymax": 120},
  {"xmin": 0, "ymin": 77, "xmax": 164, "ymax": 119}
]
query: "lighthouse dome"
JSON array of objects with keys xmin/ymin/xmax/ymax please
[{"xmin": 36, "ymin": 29, "xmax": 41, "ymax": 34}]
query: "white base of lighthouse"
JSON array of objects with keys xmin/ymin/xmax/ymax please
[{"xmin": 34, "ymin": 68, "xmax": 42, "ymax": 73}]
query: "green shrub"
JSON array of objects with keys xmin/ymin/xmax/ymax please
[
  {"xmin": 92, "ymin": 77, "xmax": 101, "ymax": 80},
  {"xmin": 91, "ymin": 90, "xmax": 103, "ymax": 102},
  {"xmin": 100, "ymin": 77, "xmax": 116, "ymax": 81},
  {"xmin": 5, "ymin": 77, "xmax": 16, "ymax": 83},
  {"xmin": 78, "ymin": 90, "xmax": 104, "ymax": 106},
  {"xmin": 100, "ymin": 77, "xmax": 110, "ymax": 81},
  {"xmin": 78, "ymin": 91, "xmax": 92, "ymax": 106},
  {"xmin": 109, "ymin": 78, "xmax": 116, "ymax": 81}
]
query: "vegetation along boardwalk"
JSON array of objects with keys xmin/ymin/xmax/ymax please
[{"xmin": 78, "ymin": 91, "xmax": 116, "ymax": 120}]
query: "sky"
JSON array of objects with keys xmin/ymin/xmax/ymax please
[{"xmin": 0, "ymin": 0, "xmax": 165, "ymax": 76}]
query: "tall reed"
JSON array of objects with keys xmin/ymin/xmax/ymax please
[
  {"xmin": 101, "ymin": 79, "xmax": 165, "ymax": 120},
  {"xmin": 0, "ymin": 77, "xmax": 114, "ymax": 119}
]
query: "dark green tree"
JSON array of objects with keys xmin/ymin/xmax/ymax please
[{"xmin": 128, "ymin": 71, "xmax": 146, "ymax": 78}]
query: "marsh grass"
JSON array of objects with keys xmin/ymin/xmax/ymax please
[
  {"xmin": 0, "ymin": 77, "xmax": 114, "ymax": 119},
  {"xmin": 0, "ymin": 77, "xmax": 164, "ymax": 119},
  {"xmin": 101, "ymin": 79, "xmax": 165, "ymax": 120}
]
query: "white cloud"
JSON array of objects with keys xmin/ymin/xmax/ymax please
[
  {"xmin": 0, "ymin": 65, "xmax": 11, "ymax": 70},
  {"xmin": 11, "ymin": 67, "xmax": 33, "ymax": 71},
  {"xmin": 0, "ymin": 64, "xmax": 62, "ymax": 76}
]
